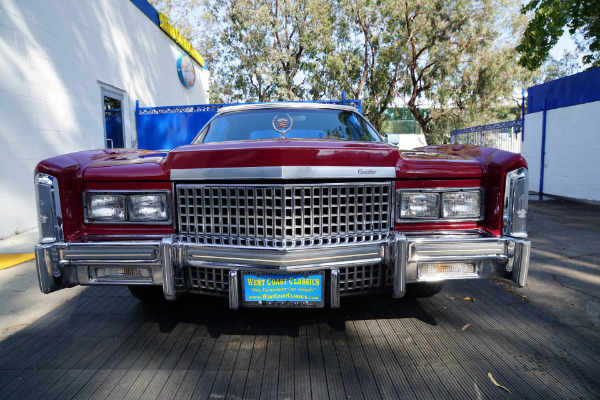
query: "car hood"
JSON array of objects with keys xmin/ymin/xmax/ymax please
[{"xmin": 82, "ymin": 140, "xmax": 485, "ymax": 181}]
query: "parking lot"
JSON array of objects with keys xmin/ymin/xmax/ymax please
[{"xmin": 0, "ymin": 198, "xmax": 599, "ymax": 399}]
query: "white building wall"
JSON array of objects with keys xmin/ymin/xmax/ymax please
[
  {"xmin": 0, "ymin": 0, "xmax": 209, "ymax": 238},
  {"xmin": 522, "ymin": 100, "xmax": 600, "ymax": 202}
]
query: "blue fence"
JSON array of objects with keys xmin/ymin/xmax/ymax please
[
  {"xmin": 450, "ymin": 119, "xmax": 523, "ymax": 153},
  {"xmin": 136, "ymin": 99, "xmax": 362, "ymax": 151}
]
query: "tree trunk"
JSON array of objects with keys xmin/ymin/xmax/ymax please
[{"xmin": 408, "ymin": 104, "xmax": 430, "ymax": 134}]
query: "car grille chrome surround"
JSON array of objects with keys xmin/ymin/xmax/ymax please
[{"xmin": 176, "ymin": 182, "xmax": 392, "ymax": 248}]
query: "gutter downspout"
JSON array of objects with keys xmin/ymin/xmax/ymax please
[{"xmin": 539, "ymin": 98, "xmax": 548, "ymax": 199}]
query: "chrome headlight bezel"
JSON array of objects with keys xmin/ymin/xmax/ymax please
[
  {"xmin": 396, "ymin": 187, "xmax": 484, "ymax": 223},
  {"xmin": 84, "ymin": 191, "xmax": 172, "ymax": 224},
  {"xmin": 35, "ymin": 173, "xmax": 64, "ymax": 243},
  {"xmin": 503, "ymin": 167, "xmax": 529, "ymax": 237}
]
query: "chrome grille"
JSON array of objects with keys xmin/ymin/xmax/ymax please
[
  {"xmin": 339, "ymin": 264, "xmax": 394, "ymax": 294},
  {"xmin": 188, "ymin": 266, "xmax": 229, "ymax": 294},
  {"xmin": 176, "ymin": 183, "xmax": 391, "ymax": 247}
]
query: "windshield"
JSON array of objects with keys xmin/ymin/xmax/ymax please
[{"xmin": 194, "ymin": 108, "xmax": 382, "ymax": 144}]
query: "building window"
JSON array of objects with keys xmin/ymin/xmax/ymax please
[{"xmin": 102, "ymin": 89, "xmax": 124, "ymax": 148}]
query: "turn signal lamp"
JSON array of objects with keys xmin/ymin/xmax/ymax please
[
  {"xmin": 418, "ymin": 262, "xmax": 478, "ymax": 280},
  {"xmin": 92, "ymin": 267, "xmax": 152, "ymax": 281}
]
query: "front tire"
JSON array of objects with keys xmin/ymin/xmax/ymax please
[
  {"xmin": 128, "ymin": 285, "xmax": 165, "ymax": 302},
  {"xmin": 406, "ymin": 281, "xmax": 445, "ymax": 298}
]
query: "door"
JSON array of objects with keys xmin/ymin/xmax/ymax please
[{"xmin": 102, "ymin": 89, "xmax": 124, "ymax": 148}]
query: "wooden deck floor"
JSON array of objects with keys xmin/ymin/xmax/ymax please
[{"xmin": 1, "ymin": 280, "xmax": 599, "ymax": 399}]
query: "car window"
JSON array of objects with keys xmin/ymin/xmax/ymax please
[{"xmin": 195, "ymin": 109, "xmax": 382, "ymax": 144}]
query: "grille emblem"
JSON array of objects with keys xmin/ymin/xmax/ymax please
[{"xmin": 272, "ymin": 114, "xmax": 293, "ymax": 135}]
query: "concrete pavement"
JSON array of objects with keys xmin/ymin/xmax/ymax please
[
  {"xmin": 504, "ymin": 196, "xmax": 600, "ymax": 345},
  {"xmin": 0, "ymin": 260, "xmax": 86, "ymax": 340},
  {"xmin": 0, "ymin": 228, "xmax": 38, "ymax": 254},
  {"xmin": 0, "ymin": 228, "xmax": 86, "ymax": 339},
  {"xmin": 0, "ymin": 228, "xmax": 37, "ymax": 270}
]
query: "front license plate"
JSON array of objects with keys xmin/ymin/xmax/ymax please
[{"xmin": 241, "ymin": 271, "xmax": 325, "ymax": 308}]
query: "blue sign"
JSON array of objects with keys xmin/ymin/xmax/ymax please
[
  {"xmin": 177, "ymin": 54, "xmax": 195, "ymax": 88},
  {"xmin": 243, "ymin": 273, "xmax": 323, "ymax": 303}
]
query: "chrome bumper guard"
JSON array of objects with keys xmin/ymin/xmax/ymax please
[{"xmin": 35, "ymin": 233, "xmax": 530, "ymax": 308}]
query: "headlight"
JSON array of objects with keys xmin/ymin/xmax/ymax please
[
  {"xmin": 86, "ymin": 194, "xmax": 126, "ymax": 222},
  {"xmin": 128, "ymin": 194, "xmax": 169, "ymax": 221},
  {"xmin": 503, "ymin": 167, "xmax": 528, "ymax": 237},
  {"xmin": 442, "ymin": 191, "xmax": 481, "ymax": 219},
  {"xmin": 397, "ymin": 188, "xmax": 482, "ymax": 222},
  {"xmin": 400, "ymin": 192, "xmax": 439, "ymax": 218},
  {"xmin": 85, "ymin": 192, "xmax": 170, "ymax": 223}
]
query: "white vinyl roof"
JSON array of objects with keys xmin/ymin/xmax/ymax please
[{"xmin": 217, "ymin": 102, "xmax": 360, "ymax": 115}]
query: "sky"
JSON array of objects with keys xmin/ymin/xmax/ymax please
[{"xmin": 550, "ymin": 30, "xmax": 580, "ymax": 60}]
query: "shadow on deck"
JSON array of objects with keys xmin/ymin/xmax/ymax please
[{"xmin": 0, "ymin": 280, "xmax": 599, "ymax": 399}]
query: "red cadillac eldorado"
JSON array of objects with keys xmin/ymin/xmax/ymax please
[{"xmin": 34, "ymin": 103, "xmax": 530, "ymax": 308}]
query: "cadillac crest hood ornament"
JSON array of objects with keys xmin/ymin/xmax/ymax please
[{"xmin": 272, "ymin": 114, "xmax": 293, "ymax": 136}]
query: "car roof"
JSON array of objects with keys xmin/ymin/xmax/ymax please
[{"xmin": 217, "ymin": 102, "xmax": 360, "ymax": 115}]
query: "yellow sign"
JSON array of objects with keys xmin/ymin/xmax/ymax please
[{"xmin": 158, "ymin": 12, "xmax": 205, "ymax": 67}]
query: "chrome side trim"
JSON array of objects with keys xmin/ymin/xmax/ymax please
[
  {"xmin": 391, "ymin": 234, "xmax": 407, "ymax": 298},
  {"xmin": 229, "ymin": 269, "xmax": 240, "ymax": 310},
  {"xmin": 35, "ymin": 244, "xmax": 56, "ymax": 293},
  {"xmin": 503, "ymin": 168, "xmax": 529, "ymax": 237},
  {"xmin": 330, "ymin": 268, "xmax": 341, "ymax": 308},
  {"xmin": 171, "ymin": 166, "xmax": 396, "ymax": 180},
  {"xmin": 161, "ymin": 237, "xmax": 176, "ymax": 300},
  {"xmin": 511, "ymin": 239, "xmax": 531, "ymax": 287},
  {"xmin": 35, "ymin": 173, "xmax": 64, "ymax": 243}
]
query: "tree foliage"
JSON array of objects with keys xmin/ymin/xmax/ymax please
[
  {"xmin": 517, "ymin": 0, "xmax": 600, "ymax": 70},
  {"xmin": 151, "ymin": 0, "xmax": 542, "ymax": 143}
]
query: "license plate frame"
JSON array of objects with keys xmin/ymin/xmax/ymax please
[{"xmin": 241, "ymin": 271, "xmax": 325, "ymax": 308}]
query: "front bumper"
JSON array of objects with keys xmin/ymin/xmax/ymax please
[{"xmin": 35, "ymin": 233, "xmax": 530, "ymax": 309}]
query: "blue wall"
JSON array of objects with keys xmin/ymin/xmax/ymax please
[{"xmin": 528, "ymin": 67, "xmax": 600, "ymax": 113}]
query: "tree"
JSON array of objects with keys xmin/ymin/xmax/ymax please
[
  {"xmin": 309, "ymin": 0, "xmax": 410, "ymax": 131},
  {"xmin": 201, "ymin": 0, "xmax": 335, "ymax": 103},
  {"xmin": 152, "ymin": 0, "xmax": 532, "ymax": 143},
  {"xmin": 313, "ymin": 0, "xmax": 528, "ymax": 140},
  {"xmin": 517, "ymin": 0, "xmax": 600, "ymax": 70}
]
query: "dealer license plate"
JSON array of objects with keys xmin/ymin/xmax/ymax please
[{"xmin": 241, "ymin": 271, "xmax": 325, "ymax": 308}]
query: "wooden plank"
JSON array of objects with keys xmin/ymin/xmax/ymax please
[{"xmin": 0, "ymin": 284, "xmax": 599, "ymax": 399}]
